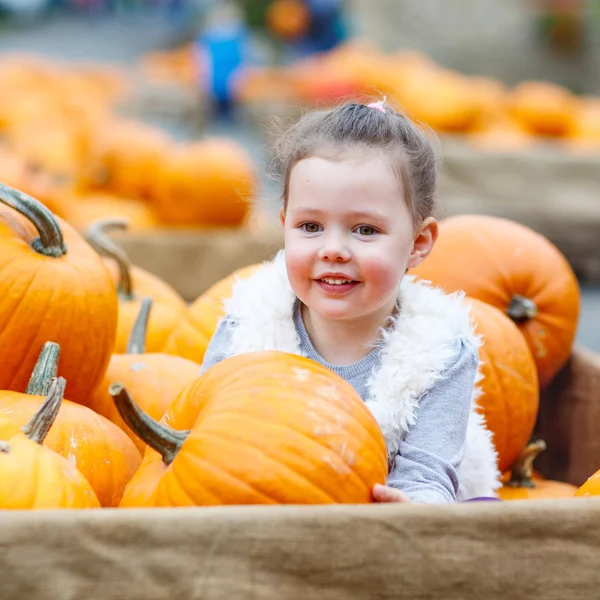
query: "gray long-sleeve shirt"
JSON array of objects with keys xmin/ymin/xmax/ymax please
[{"xmin": 200, "ymin": 301, "xmax": 479, "ymax": 504}]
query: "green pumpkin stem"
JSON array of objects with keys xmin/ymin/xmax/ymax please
[
  {"xmin": 127, "ymin": 297, "xmax": 152, "ymax": 355},
  {"xmin": 26, "ymin": 342, "xmax": 61, "ymax": 396},
  {"xmin": 0, "ymin": 182, "xmax": 67, "ymax": 257},
  {"xmin": 86, "ymin": 218, "xmax": 134, "ymax": 300},
  {"xmin": 506, "ymin": 439, "xmax": 547, "ymax": 489},
  {"xmin": 21, "ymin": 377, "xmax": 66, "ymax": 445},
  {"xmin": 109, "ymin": 382, "xmax": 189, "ymax": 465},
  {"xmin": 506, "ymin": 295, "xmax": 538, "ymax": 322}
]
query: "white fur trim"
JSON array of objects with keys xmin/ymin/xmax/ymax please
[{"xmin": 224, "ymin": 250, "xmax": 501, "ymax": 499}]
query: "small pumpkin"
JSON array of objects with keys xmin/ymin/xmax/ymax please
[
  {"xmin": 0, "ymin": 377, "xmax": 100, "ymax": 509},
  {"xmin": 87, "ymin": 297, "xmax": 201, "ymax": 454},
  {"xmin": 506, "ymin": 80, "xmax": 578, "ymax": 137},
  {"xmin": 151, "ymin": 138, "xmax": 256, "ymax": 228},
  {"xmin": 86, "ymin": 217, "xmax": 190, "ymax": 354},
  {"xmin": 411, "ymin": 215, "xmax": 580, "ymax": 388},
  {"xmin": 266, "ymin": 0, "xmax": 311, "ymax": 41},
  {"xmin": 0, "ymin": 182, "xmax": 118, "ymax": 403},
  {"xmin": 498, "ymin": 440, "xmax": 577, "ymax": 500},
  {"xmin": 0, "ymin": 341, "xmax": 142, "ymax": 507},
  {"xmin": 575, "ymin": 471, "xmax": 600, "ymax": 498},
  {"xmin": 61, "ymin": 192, "xmax": 159, "ymax": 233},
  {"xmin": 166, "ymin": 262, "xmax": 261, "ymax": 363},
  {"xmin": 467, "ymin": 297, "xmax": 539, "ymax": 473},
  {"xmin": 117, "ymin": 351, "xmax": 388, "ymax": 507}
]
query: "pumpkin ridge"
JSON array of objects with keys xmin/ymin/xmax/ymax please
[
  {"xmin": 170, "ymin": 450, "xmax": 277, "ymax": 505},
  {"xmin": 198, "ymin": 425, "xmax": 366, "ymax": 502},
  {"xmin": 3, "ymin": 262, "xmax": 44, "ymax": 390},
  {"xmin": 200, "ymin": 408, "xmax": 380, "ymax": 495},
  {"xmin": 178, "ymin": 438, "xmax": 328, "ymax": 504}
]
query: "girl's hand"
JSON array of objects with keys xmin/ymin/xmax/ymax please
[{"xmin": 372, "ymin": 483, "xmax": 412, "ymax": 503}]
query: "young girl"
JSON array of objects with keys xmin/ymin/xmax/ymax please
[{"xmin": 200, "ymin": 100, "xmax": 501, "ymax": 504}]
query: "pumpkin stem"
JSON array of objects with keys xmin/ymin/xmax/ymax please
[
  {"xmin": 506, "ymin": 439, "xmax": 547, "ymax": 488},
  {"xmin": 86, "ymin": 218, "xmax": 134, "ymax": 300},
  {"xmin": 0, "ymin": 182, "xmax": 67, "ymax": 257},
  {"xmin": 506, "ymin": 295, "xmax": 538, "ymax": 322},
  {"xmin": 21, "ymin": 377, "xmax": 66, "ymax": 445},
  {"xmin": 127, "ymin": 297, "xmax": 152, "ymax": 355},
  {"xmin": 109, "ymin": 382, "xmax": 189, "ymax": 465},
  {"xmin": 26, "ymin": 342, "xmax": 61, "ymax": 396}
]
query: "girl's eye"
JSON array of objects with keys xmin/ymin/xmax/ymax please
[
  {"xmin": 356, "ymin": 225, "xmax": 376, "ymax": 236},
  {"xmin": 301, "ymin": 223, "xmax": 321, "ymax": 233}
]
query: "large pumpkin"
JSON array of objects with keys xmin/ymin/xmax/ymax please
[
  {"xmin": 87, "ymin": 297, "xmax": 201, "ymax": 454},
  {"xmin": 0, "ymin": 341, "xmax": 142, "ymax": 507},
  {"xmin": 467, "ymin": 297, "xmax": 539, "ymax": 473},
  {"xmin": 411, "ymin": 215, "xmax": 580, "ymax": 388},
  {"xmin": 117, "ymin": 351, "xmax": 388, "ymax": 507},
  {"xmin": 0, "ymin": 377, "xmax": 100, "ymax": 509},
  {"xmin": 0, "ymin": 182, "xmax": 118, "ymax": 402},
  {"xmin": 86, "ymin": 217, "xmax": 191, "ymax": 354},
  {"xmin": 498, "ymin": 440, "xmax": 577, "ymax": 500}
]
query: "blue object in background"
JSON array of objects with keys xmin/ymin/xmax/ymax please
[{"xmin": 195, "ymin": 4, "xmax": 251, "ymax": 117}]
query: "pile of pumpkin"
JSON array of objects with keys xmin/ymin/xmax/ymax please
[
  {"xmin": 2, "ymin": 180, "xmax": 600, "ymax": 510},
  {"xmin": 0, "ymin": 53, "xmax": 257, "ymax": 233},
  {"xmin": 235, "ymin": 40, "xmax": 600, "ymax": 153}
]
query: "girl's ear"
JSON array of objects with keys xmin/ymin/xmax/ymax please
[
  {"xmin": 280, "ymin": 209, "xmax": 286, "ymax": 226},
  {"xmin": 406, "ymin": 217, "xmax": 439, "ymax": 270}
]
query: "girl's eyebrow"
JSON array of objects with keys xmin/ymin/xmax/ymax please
[{"xmin": 290, "ymin": 207, "xmax": 389, "ymax": 221}]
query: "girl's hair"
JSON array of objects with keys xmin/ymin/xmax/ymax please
[{"xmin": 271, "ymin": 100, "xmax": 439, "ymax": 226}]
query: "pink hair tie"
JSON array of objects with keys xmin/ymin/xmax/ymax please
[{"xmin": 367, "ymin": 96, "xmax": 387, "ymax": 113}]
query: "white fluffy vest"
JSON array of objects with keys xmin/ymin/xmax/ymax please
[{"xmin": 223, "ymin": 251, "xmax": 501, "ymax": 500}]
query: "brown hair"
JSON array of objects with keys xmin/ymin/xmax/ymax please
[{"xmin": 270, "ymin": 101, "xmax": 439, "ymax": 226}]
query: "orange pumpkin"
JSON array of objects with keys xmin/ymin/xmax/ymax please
[
  {"xmin": 266, "ymin": 0, "xmax": 311, "ymax": 41},
  {"xmin": 61, "ymin": 191, "xmax": 159, "ymax": 233},
  {"xmin": 0, "ymin": 342, "xmax": 142, "ymax": 507},
  {"xmin": 87, "ymin": 298, "xmax": 201, "ymax": 454},
  {"xmin": 164, "ymin": 263, "xmax": 261, "ymax": 363},
  {"xmin": 467, "ymin": 298, "xmax": 539, "ymax": 473},
  {"xmin": 86, "ymin": 217, "xmax": 190, "ymax": 354},
  {"xmin": 0, "ymin": 377, "xmax": 100, "ymax": 509},
  {"xmin": 506, "ymin": 80, "xmax": 578, "ymax": 137},
  {"xmin": 81, "ymin": 116, "xmax": 173, "ymax": 201},
  {"xmin": 575, "ymin": 469, "xmax": 600, "ymax": 498},
  {"xmin": 498, "ymin": 440, "xmax": 577, "ymax": 500},
  {"xmin": 151, "ymin": 138, "xmax": 256, "ymax": 227},
  {"xmin": 0, "ymin": 182, "xmax": 118, "ymax": 403},
  {"xmin": 117, "ymin": 351, "xmax": 388, "ymax": 507},
  {"xmin": 411, "ymin": 215, "xmax": 580, "ymax": 388}
]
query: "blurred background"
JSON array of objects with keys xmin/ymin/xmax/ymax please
[{"xmin": 0, "ymin": 0, "xmax": 599, "ymax": 349}]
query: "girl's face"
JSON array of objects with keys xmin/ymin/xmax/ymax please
[{"xmin": 282, "ymin": 154, "xmax": 438, "ymax": 324}]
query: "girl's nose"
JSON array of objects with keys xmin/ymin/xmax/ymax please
[{"xmin": 317, "ymin": 233, "xmax": 351, "ymax": 262}]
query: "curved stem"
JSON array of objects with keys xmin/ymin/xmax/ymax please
[
  {"xmin": 85, "ymin": 218, "xmax": 134, "ymax": 300},
  {"xmin": 26, "ymin": 342, "xmax": 61, "ymax": 396},
  {"xmin": 506, "ymin": 439, "xmax": 547, "ymax": 488},
  {"xmin": 0, "ymin": 182, "xmax": 67, "ymax": 257},
  {"xmin": 507, "ymin": 295, "xmax": 538, "ymax": 322},
  {"xmin": 127, "ymin": 297, "xmax": 152, "ymax": 355},
  {"xmin": 109, "ymin": 382, "xmax": 189, "ymax": 465},
  {"xmin": 21, "ymin": 377, "xmax": 66, "ymax": 445}
]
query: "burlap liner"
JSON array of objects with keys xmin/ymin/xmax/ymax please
[{"xmin": 1, "ymin": 499, "xmax": 599, "ymax": 600}]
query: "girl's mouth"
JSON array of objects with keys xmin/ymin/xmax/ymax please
[{"xmin": 315, "ymin": 278, "xmax": 359, "ymax": 294}]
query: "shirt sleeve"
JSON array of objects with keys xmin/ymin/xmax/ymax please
[
  {"xmin": 199, "ymin": 316, "xmax": 237, "ymax": 375},
  {"xmin": 386, "ymin": 337, "xmax": 479, "ymax": 504}
]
